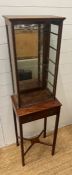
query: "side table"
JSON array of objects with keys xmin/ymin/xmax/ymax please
[{"xmin": 11, "ymin": 96, "xmax": 61, "ymax": 166}]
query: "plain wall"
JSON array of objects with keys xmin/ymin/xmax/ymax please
[{"xmin": 0, "ymin": 0, "xmax": 72, "ymax": 147}]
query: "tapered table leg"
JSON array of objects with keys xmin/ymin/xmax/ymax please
[
  {"xmin": 13, "ymin": 110, "xmax": 19, "ymax": 146},
  {"xmin": 44, "ymin": 117, "xmax": 47, "ymax": 138},
  {"xmin": 19, "ymin": 121, "xmax": 25, "ymax": 166},
  {"xmin": 52, "ymin": 109, "xmax": 60, "ymax": 155}
]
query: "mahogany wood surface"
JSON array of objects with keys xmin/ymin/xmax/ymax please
[
  {"xmin": 4, "ymin": 15, "xmax": 65, "ymax": 21},
  {"xmin": 12, "ymin": 95, "xmax": 61, "ymax": 166},
  {"xmin": 11, "ymin": 95, "xmax": 61, "ymax": 117}
]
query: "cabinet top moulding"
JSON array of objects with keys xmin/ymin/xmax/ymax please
[{"xmin": 4, "ymin": 15, "xmax": 65, "ymax": 25}]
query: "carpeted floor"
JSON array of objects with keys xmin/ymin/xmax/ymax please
[{"xmin": 0, "ymin": 125, "xmax": 72, "ymax": 175}]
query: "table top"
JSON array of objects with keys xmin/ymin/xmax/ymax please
[{"xmin": 11, "ymin": 93, "xmax": 62, "ymax": 117}]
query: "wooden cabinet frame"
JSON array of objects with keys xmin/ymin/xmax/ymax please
[{"xmin": 4, "ymin": 15, "xmax": 65, "ymax": 107}]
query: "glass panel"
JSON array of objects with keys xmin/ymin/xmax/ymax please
[
  {"xmin": 47, "ymin": 82, "xmax": 53, "ymax": 93},
  {"xmin": 50, "ymin": 33, "xmax": 58, "ymax": 49},
  {"xmin": 8, "ymin": 25, "xmax": 17, "ymax": 94},
  {"xmin": 48, "ymin": 72, "xmax": 54, "ymax": 85},
  {"xmin": 49, "ymin": 48, "xmax": 56, "ymax": 63},
  {"xmin": 47, "ymin": 24, "xmax": 59, "ymax": 95},
  {"xmin": 51, "ymin": 24, "xmax": 59, "ymax": 34},
  {"xmin": 48, "ymin": 61, "xmax": 55, "ymax": 75},
  {"xmin": 17, "ymin": 59, "xmax": 38, "ymax": 80},
  {"xmin": 39, "ymin": 24, "xmax": 43, "ymax": 84},
  {"xmin": 39, "ymin": 65, "xmax": 42, "ymax": 82},
  {"xmin": 40, "ymin": 24, "xmax": 43, "ymax": 65},
  {"xmin": 14, "ymin": 24, "xmax": 43, "ymax": 91},
  {"xmin": 14, "ymin": 24, "xmax": 38, "ymax": 59}
]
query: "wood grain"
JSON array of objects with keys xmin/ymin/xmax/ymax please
[{"xmin": 11, "ymin": 92, "xmax": 61, "ymax": 117}]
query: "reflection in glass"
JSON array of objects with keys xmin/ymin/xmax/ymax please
[
  {"xmin": 51, "ymin": 24, "xmax": 59, "ymax": 34},
  {"xmin": 47, "ymin": 82, "xmax": 53, "ymax": 93},
  {"xmin": 14, "ymin": 24, "xmax": 38, "ymax": 59},
  {"xmin": 14, "ymin": 24, "xmax": 43, "ymax": 91},
  {"xmin": 50, "ymin": 33, "xmax": 58, "ymax": 49},
  {"xmin": 49, "ymin": 48, "xmax": 56, "ymax": 63},
  {"xmin": 48, "ymin": 61, "xmax": 55, "ymax": 75},
  {"xmin": 13, "ymin": 23, "xmax": 59, "ymax": 96},
  {"xmin": 48, "ymin": 72, "xmax": 54, "ymax": 85}
]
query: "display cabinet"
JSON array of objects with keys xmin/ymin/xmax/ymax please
[{"xmin": 4, "ymin": 16, "xmax": 65, "ymax": 108}]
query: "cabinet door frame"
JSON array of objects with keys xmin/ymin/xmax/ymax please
[{"xmin": 47, "ymin": 21, "xmax": 63, "ymax": 97}]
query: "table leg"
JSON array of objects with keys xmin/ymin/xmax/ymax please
[
  {"xmin": 44, "ymin": 117, "xmax": 47, "ymax": 138},
  {"xmin": 52, "ymin": 109, "xmax": 60, "ymax": 155},
  {"xmin": 19, "ymin": 122, "xmax": 25, "ymax": 166},
  {"xmin": 13, "ymin": 110, "xmax": 19, "ymax": 146}
]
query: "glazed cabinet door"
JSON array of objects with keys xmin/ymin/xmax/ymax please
[{"xmin": 47, "ymin": 22, "xmax": 63, "ymax": 97}]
